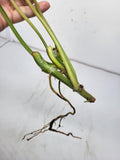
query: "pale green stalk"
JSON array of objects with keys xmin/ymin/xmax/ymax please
[
  {"xmin": 11, "ymin": 0, "xmax": 47, "ymax": 49},
  {"xmin": 25, "ymin": 0, "xmax": 80, "ymax": 90},
  {"xmin": 47, "ymin": 46, "xmax": 65, "ymax": 71},
  {"xmin": 33, "ymin": 0, "xmax": 45, "ymax": 20}
]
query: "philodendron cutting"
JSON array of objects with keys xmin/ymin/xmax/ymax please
[{"xmin": 0, "ymin": 0, "xmax": 95, "ymax": 140}]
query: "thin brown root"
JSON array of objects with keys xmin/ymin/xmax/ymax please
[
  {"xmin": 22, "ymin": 75, "xmax": 81, "ymax": 141},
  {"xmin": 22, "ymin": 123, "xmax": 50, "ymax": 141},
  {"xmin": 22, "ymin": 117, "xmax": 82, "ymax": 141},
  {"xmin": 58, "ymin": 80, "xmax": 76, "ymax": 115},
  {"xmin": 49, "ymin": 128, "xmax": 82, "ymax": 139},
  {"xmin": 49, "ymin": 74, "xmax": 76, "ymax": 127},
  {"xmin": 57, "ymin": 117, "xmax": 63, "ymax": 129}
]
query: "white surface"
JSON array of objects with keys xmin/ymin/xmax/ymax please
[
  {"xmin": 0, "ymin": 39, "xmax": 120, "ymax": 160},
  {"xmin": 0, "ymin": 0, "xmax": 120, "ymax": 73}
]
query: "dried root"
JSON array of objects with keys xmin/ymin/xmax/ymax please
[{"xmin": 22, "ymin": 75, "xmax": 82, "ymax": 141}]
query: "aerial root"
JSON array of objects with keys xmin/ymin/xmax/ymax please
[
  {"xmin": 22, "ymin": 75, "xmax": 82, "ymax": 141},
  {"xmin": 22, "ymin": 123, "xmax": 50, "ymax": 141},
  {"xmin": 22, "ymin": 116, "xmax": 82, "ymax": 141}
]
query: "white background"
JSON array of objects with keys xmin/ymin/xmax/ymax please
[{"xmin": 0, "ymin": 0, "xmax": 120, "ymax": 159}]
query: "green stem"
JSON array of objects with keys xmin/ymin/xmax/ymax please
[
  {"xmin": 0, "ymin": 5, "xmax": 32, "ymax": 54},
  {"xmin": 0, "ymin": 5, "xmax": 95, "ymax": 102},
  {"xmin": 25, "ymin": 0, "xmax": 80, "ymax": 90},
  {"xmin": 33, "ymin": 0, "xmax": 46, "ymax": 21},
  {"xmin": 32, "ymin": 52, "xmax": 95, "ymax": 102},
  {"xmin": 11, "ymin": 0, "xmax": 47, "ymax": 49}
]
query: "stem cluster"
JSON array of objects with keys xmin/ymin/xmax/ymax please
[{"xmin": 0, "ymin": 1, "xmax": 95, "ymax": 102}]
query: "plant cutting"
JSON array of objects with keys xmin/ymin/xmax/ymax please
[{"xmin": 0, "ymin": 0, "xmax": 96, "ymax": 140}]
